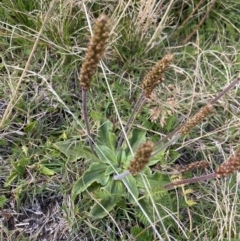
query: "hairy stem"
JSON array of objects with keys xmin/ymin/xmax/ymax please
[
  {"xmin": 117, "ymin": 92, "xmax": 146, "ymax": 151},
  {"xmin": 164, "ymin": 173, "xmax": 216, "ymax": 189},
  {"xmin": 152, "ymin": 133, "xmax": 181, "ymax": 157},
  {"xmin": 209, "ymin": 76, "xmax": 240, "ymax": 105},
  {"xmin": 82, "ymin": 89, "xmax": 96, "ymax": 156}
]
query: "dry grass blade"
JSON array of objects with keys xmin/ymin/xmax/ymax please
[{"xmin": 0, "ymin": 0, "xmax": 58, "ymax": 129}]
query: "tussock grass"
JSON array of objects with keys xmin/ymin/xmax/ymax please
[{"xmin": 0, "ymin": 0, "xmax": 240, "ymax": 240}]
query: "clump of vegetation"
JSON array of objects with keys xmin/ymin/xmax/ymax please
[{"xmin": 0, "ymin": 1, "xmax": 240, "ymax": 240}]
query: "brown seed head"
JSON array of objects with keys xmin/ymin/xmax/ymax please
[
  {"xmin": 142, "ymin": 54, "xmax": 173, "ymax": 98},
  {"xmin": 215, "ymin": 148, "xmax": 240, "ymax": 178},
  {"xmin": 79, "ymin": 15, "xmax": 109, "ymax": 91},
  {"xmin": 128, "ymin": 141, "xmax": 154, "ymax": 176},
  {"xmin": 179, "ymin": 104, "xmax": 213, "ymax": 135},
  {"xmin": 179, "ymin": 160, "xmax": 209, "ymax": 174}
]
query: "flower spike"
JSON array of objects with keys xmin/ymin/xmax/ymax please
[{"xmin": 79, "ymin": 15, "xmax": 109, "ymax": 91}]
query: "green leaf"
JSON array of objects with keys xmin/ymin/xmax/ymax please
[
  {"xmin": 96, "ymin": 120, "xmax": 117, "ymax": 151},
  {"xmin": 53, "ymin": 140, "xmax": 99, "ymax": 162},
  {"xmin": 90, "ymin": 110, "xmax": 103, "ymax": 121},
  {"xmin": 104, "ymin": 180, "xmax": 125, "ymax": 197},
  {"xmin": 117, "ymin": 148, "xmax": 126, "ymax": 165},
  {"xmin": 125, "ymin": 128, "xmax": 146, "ymax": 158},
  {"xmin": 39, "ymin": 165, "xmax": 55, "ymax": 176},
  {"xmin": 95, "ymin": 145, "xmax": 117, "ymax": 164},
  {"xmin": 22, "ymin": 145, "xmax": 28, "ymax": 156},
  {"xmin": 131, "ymin": 226, "xmax": 153, "ymax": 241},
  {"xmin": 124, "ymin": 175, "xmax": 139, "ymax": 204},
  {"xmin": 24, "ymin": 121, "xmax": 37, "ymax": 133},
  {"xmin": 164, "ymin": 114, "xmax": 177, "ymax": 132},
  {"xmin": 135, "ymin": 171, "xmax": 167, "ymax": 190},
  {"xmin": 90, "ymin": 196, "xmax": 117, "ymax": 219},
  {"xmin": 12, "ymin": 157, "xmax": 30, "ymax": 174},
  {"xmin": 105, "ymin": 164, "xmax": 120, "ymax": 176},
  {"xmin": 4, "ymin": 172, "xmax": 18, "ymax": 187},
  {"xmin": 72, "ymin": 163, "xmax": 109, "ymax": 200},
  {"xmin": 137, "ymin": 199, "xmax": 154, "ymax": 225},
  {"xmin": 142, "ymin": 166, "xmax": 152, "ymax": 175},
  {"xmin": 148, "ymin": 151, "xmax": 165, "ymax": 166},
  {"xmin": 166, "ymin": 149, "xmax": 181, "ymax": 164},
  {"xmin": 0, "ymin": 195, "xmax": 7, "ymax": 208}
]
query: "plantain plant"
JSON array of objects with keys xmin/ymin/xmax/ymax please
[
  {"xmin": 54, "ymin": 119, "xmax": 170, "ymax": 219},
  {"xmin": 53, "ymin": 14, "xmax": 240, "ymax": 224}
]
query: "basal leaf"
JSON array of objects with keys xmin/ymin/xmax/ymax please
[
  {"xmin": 125, "ymin": 128, "xmax": 146, "ymax": 158},
  {"xmin": 95, "ymin": 145, "xmax": 117, "ymax": 164},
  {"xmin": 105, "ymin": 164, "xmax": 120, "ymax": 176},
  {"xmin": 124, "ymin": 175, "xmax": 139, "ymax": 204},
  {"xmin": 148, "ymin": 151, "xmax": 165, "ymax": 166},
  {"xmin": 90, "ymin": 196, "xmax": 117, "ymax": 219},
  {"xmin": 72, "ymin": 163, "xmax": 108, "ymax": 200},
  {"xmin": 53, "ymin": 140, "xmax": 99, "ymax": 162},
  {"xmin": 96, "ymin": 120, "xmax": 117, "ymax": 151},
  {"xmin": 166, "ymin": 149, "xmax": 181, "ymax": 164},
  {"xmin": 117, "ymin": 148, "xmax": 126, "ymax": 166},
  {"xmin": 104, "ymin": 179, "xmax": 125, "ymax": 197}
]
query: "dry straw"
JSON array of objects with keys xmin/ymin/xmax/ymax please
[{"xmin": 0, "ymin": 0, "xmax": 58, "ymax": 129}]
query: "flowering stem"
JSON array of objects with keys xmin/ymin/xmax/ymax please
[
  {"xmin": 117, "ymin": 92, "xmax": 146, "ymax": 151},
  {"xmin": 209, "ymin": 76, "xmax": 240, "ymax": 105},
  {"xmin": 152, "ymin": 133, "xmax": 181, "ymax": 157},
  {"xmin": 153, "ymin": 76, "xmax": 240, "ymax": 157},
  {"xmin": 82, "ymin": 89, "xmax": 96, "ymax": 156},
  {"xmin": 164, "ymin": 173, "xmax": 216, "ymax": 189}
]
